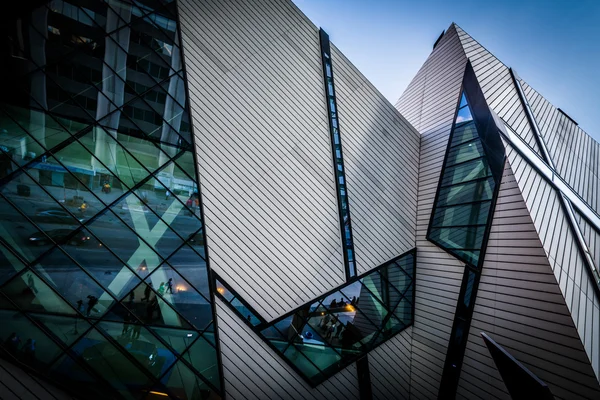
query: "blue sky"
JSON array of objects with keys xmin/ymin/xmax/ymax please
[{"xmin": 293, "ymin": 0, "xmax": 600, "ymax": 142}]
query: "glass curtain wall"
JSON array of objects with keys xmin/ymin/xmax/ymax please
[
  {"xmin": 215, "ymin": 251, "xmax": 415, "ymax": 386},
  {"xmin": 0, "ymin": 1, "xmax": 221, "ymax": 399}
]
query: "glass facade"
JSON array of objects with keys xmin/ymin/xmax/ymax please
[
  {"xmin": 427, "ymin": 92, "xmax": 497, "ymax": 268},
  {"xmin": 434, "ymin": 63, "xmax": 506, "ymax": 397},
  {"xmin": 0, "ymin": 1, "xmax": 221, "ymax": 399},
  {"xmin": 215, "ymin": 250, "xmax": 415, "ymax": 386},
  {"xmin": 319, "ymin": 29, "xmax": 356, "ymax": 279}
]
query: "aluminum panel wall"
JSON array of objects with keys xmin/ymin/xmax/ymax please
[
  {"xmin": 507, "ymin": 145, "xmax": 600, "ymax": 382},
  {"xmin": 456, "ymin": 161, "xmax": 600, "ymax": 400},
  {"xmin": 369, "ymin": 327, "xmax": 413, "ymax": 400},
  {"xmin": 395, "ymin": 25, "xmax": 468, "ymax": 399},
  {"xmin": 215, "ymin": 299, "xmax": 360, "ymax": 400},
  {"xmin": 330, "ymin": 45, "xmax": 420, "ymax": 275},
  {"xmin": 454, "ymin": 25, "xmax": 542, "ymax": 158},
  {"xmin": 520, "ymin": 80, "xmax": 600, "ymax": 215},
  {"xmin": 177, "ymin": 0, "xmax": 346, "ymax": 319}
]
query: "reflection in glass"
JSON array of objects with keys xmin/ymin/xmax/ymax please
[
  {"xmin": 215, "ymin": 251, "xmax": 415, "ymax": 385},
  {"xmin": 0, "ymin": 0, "xmax": 221, "ymax": 397},
  {"xmin": 428, "ymin": 91, "xmax": 500, "ymax": 267}
]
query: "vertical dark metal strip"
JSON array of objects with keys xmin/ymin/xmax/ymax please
[{"xmin": 357, "ymin": 355, "xmax": 373, "ymax": 400}]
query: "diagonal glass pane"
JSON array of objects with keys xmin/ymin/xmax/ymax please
[
  {"xmin": 71, "ymin": 327, "xmax": 152, "ymax": 399},
  {"xmin": 0, "ymin": 269, "xmax": 76, "ymax": 315},
  {"xmin": 65, "ymin": 230, "xmax": 142, "ymax": 301},
  {"xmin": 0, "ymin": 241, "xmax": 28, "ymax": 286},
  {"xmin": 152, "ymin": 359, "xmax": 216, "ymax": 400},
  {"xmin": 32, "ymin": 247, "xmax": 116, "ymax": 318},
  {"xmin": 22, "ymin": 153, "xmax": 105, "ymax": 222},
  {"xmin": 0, "ymin": 171, "xmax": 85, "ymax": 230},
  {"xmin": 148, "ymin": 326, "xmax": 197, "ymax": 355},
  {"xmin": 79, "ymin": 125, "xmax": 162, "ymax": 189},
  {"xmin": 0, "ymin": 195, "xmax": 53, "ymax": 263},
  {"xmin": 0, "ymin": 104, "xmax": 75, "ymax": 166},
  {"xmin": 48, "ymin": 353, "xmax": 109, "ymax": 399},
  {"xmin": 112, "ymin": 280, "xmax": 192, "ymax": 329},
  {"xmin": 96, "ymin": 320, "xmax": 177, "ymax": 379},
  {"xmin": 85, "ymin": 207, "xmax": 164, "ymax": 284},
  {"xmin": 141, "ymin": 167, "xmax": 202, "ymax": 244},
  {"xmin": 145, "ymin": 264, "xmax": 212, "ymax": 331},
  {"xmin": 0, "ymin": 310, "xmax": 65, "ymax": 368},
  {"xmin": 165, "ymin": 244, "xmax": 209, "ymax": 299},
  {"xmin": 27, "ymin": 312, "xmax": 91, "ymax": 348},
  {"xmin": 436, "ymin": 177, "xmax": 495, "ymax": 208},
  {"xmin": 182, "ymin": 335, "xmax": 221, "ymax": 391}
]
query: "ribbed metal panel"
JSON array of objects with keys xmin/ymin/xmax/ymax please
[
  {"xmin": 215, "ymin": 299, "xmax": 360, "ymax": 400},
  {"xmin": 456, "ymin": 160, "xmax": 600, "ymax": 400},
  {"xmin": 395, "ymin": 25, "xmax": 468, "ymax": 399},
  {"xmin": 369, "ymin": 327, "xmax": 413, "ymax": 400},
  {"xmin": 507, "ymin": 145, "xmax": 600, "ymax": 383},
  {"xmin": 177, "ymin": 0, "xmax": 346, "ymax": 320},
  {"xmin": 519, "ymin": 80, "xmax": 600, "ymax": 215},
  {"xmin": 330, "ymin": 45, "xmax": 420, "ymax": 275},
  {"xmin": 454, "ymin": 25, "xmax": 542, "ymax": 158}
]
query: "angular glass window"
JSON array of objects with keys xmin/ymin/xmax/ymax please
[
  {"xmin": 218, "ymin": 251, "xmax": 415, "ymax": 385},
  {"xmin": 428, "ymin": 91, "xmax": 502, "ymax": 267}
]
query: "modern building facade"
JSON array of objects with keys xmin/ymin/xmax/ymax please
[{"xmin": 0, "ymin": 1, "xmax": 598, "ymax": 400}]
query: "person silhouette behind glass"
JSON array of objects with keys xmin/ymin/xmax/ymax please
[
  {"xmin": 86, "ymin": 295, "xmax": 98, "ymax": 317},
  {"xmin": 142, "ymin": 283, "xmax": 153, "ymax": 302},
  {"xmin": 166, "ymin": 278, "xmax": 173, "ymax": 294}
]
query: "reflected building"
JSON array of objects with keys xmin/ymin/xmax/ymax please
[{"xmin": 1, "ymin": 1, "xmax": 600, "ymax": 400}]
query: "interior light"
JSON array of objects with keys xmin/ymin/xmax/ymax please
[
  {"xmin": 187, "ymin": 333, "xmax": 193, "ymax": 337},
  {"xmin": 217, "ymin": 287, "xmax": 225, "ymax": 295}
]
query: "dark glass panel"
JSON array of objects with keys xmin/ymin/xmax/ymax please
[
  {"xmin": 431, "ymin": 201, "xmax": 491, "ymax": 228},
  {"xmin": 32, "ymin": 247, "xmax": 115, "ymax": 318},
  {"xmin": 48, "ymin": 353, "xmax": 108, "ymax": 400},
  {"xmin": 429, "ymin": 226, "xmax": 486, "ymax": 250},
  {"xmin": 71, "ymin": 327, "xmax": 152, "ymax": 399},
  {"xmin": 182, "ymin": 335, "xmax": 221, "ymax": 390},
  {"xmin": 446, "ymin": 140, "xmax": 485, "ymax": 166},
  {"xmin": 85, "ymin": 207, "xmax": 164, "ymax": 279},
  {"xmin": 0, "ymin": 310, "xmax": 65, "ymax": 368},
  {"xmin": 439, "ymin": 157, "xmax": 493, "ymax": 187},
  {"xmin": 148, "ymin": 326, "xmax": 197, "ymax": 355},
  {"xmin": 0, "ymin": 105, "xmax": 73, "ymax": 167},
  {"xmin": 0, "ymin": 241, "xmax": 28, "ymax": 286},
  {"xmin": 114, "ymin": 280, "xmax": 192, "ymax": 329},
  {"xmin": 156, "ymin": 359, "xmax": 216, "ymax": 400},
  {"xmin": 0, "ymin": 195, "xmax": 53, "ymax": 263},
  {"xmin": 436, "ymin": 177, "xmax": 495, "ymax": 207},
  {"xmin": 230, "ymin": 297, "xmax": 261, "ymax": 327},
  {"xmin": 463, "ymin": 270, "xmax": 476, "ymax": 308},
  {"xmin": 0, "ymin": 270, "xmax": 76, "ymax": 315},
  {"xmin": 27, "ymin": 312, "xmax": 91, "ymax": 348},
  {"xmin": 96, "ymin": 320, "xmax": 177, "ymax": 379},
  {"xmin": 450, "ymin": 120, "xmax": 478, "ymax": 148}
]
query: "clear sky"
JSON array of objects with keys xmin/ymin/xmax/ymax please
[{"xmin": 293, "ymin": 0, "xmax": 600, "ymax": 142}]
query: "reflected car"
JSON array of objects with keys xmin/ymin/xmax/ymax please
[
  {"xmin": 35, "ymin": 208, "xmax": 84, "ymax": 224},
  {"xmin": 29, "ymin": 229, "xmax": 90, "ymax": 246},
  {"xmin": 81, "ymin": 340, "xmax": 159, "ymax": 369}
]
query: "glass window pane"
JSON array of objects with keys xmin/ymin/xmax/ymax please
[
  {"xmin": 0, "ymin": 310, "xmax": 65, "ymax": 367},
  {"xmin": 456, "ymin": 104, "xmax": 473, "ymax": 123},
  {"xmin": 182, "ymin": 335, "xmax": 220, "ymax": 391},
  {"xmin": 432, "ymin": 201, "xmax": 491, "ymax": 227}
]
